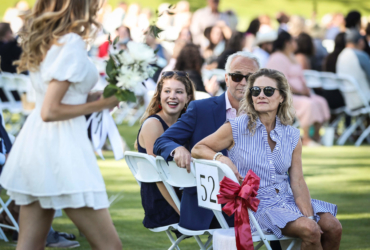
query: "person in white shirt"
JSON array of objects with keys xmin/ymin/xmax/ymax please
[{"xmin": 252, "ymin": 31, "xmax": 277, "ymax": 68}]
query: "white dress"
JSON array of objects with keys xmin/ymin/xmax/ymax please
[{"xmin": 0, "ymin": 33, "xmax": 109, "ymax": 210}]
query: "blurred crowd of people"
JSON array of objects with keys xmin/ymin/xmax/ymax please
[{"xmin": 1, "ymin": 0, "xmax": 370, "ymax": 147}]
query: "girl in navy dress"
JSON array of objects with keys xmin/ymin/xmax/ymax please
[
  {"xmin": 137, "ymin": 71, "xmax": 195, "ymax": 228},
  {"xmin": 192, "ymin": 68, "xmax": 342, "ymax": 250}
]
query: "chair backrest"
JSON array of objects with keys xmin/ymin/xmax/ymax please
[
  {"xmin": 195, "ymin": 91, "xmax": 211, "ymax": 100},
  {"xmin": 155, "ymin": 156, "xmax": 196, "ymax": 188},
  {"xmin": 155, "ymin": 156, "xmax": 196, "ymax": 211},
  {"xmin": 193, "ymin": 159, "xmax": 238, "ymax": 229},
  {"xmin": 124, "ymin": 151, "xmax": 162, "ymax": 186},
  {"xmin": 303, "ymin": 70, "xmax": 322, "ymax": 88},
  {"xmin": 320, "ymin": 72, "xmax": 339, "ymax": 90},
  {"xmin": 336, "ymin": 73, "xmax": 369, "ymax": 111}
]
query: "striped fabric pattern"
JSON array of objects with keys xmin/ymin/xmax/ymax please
[{"xmin": 228, "ymin": 115, "xmax": 337, "ymax": 238}]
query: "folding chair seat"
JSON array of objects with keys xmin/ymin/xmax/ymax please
[
  {"xmin": 156, "ymin": 156, "xmax": 214, "ymax": 250},
  {"xmin": 0, "ymin": 186, "xmax": 19, "ymax": 242},
  {"xmin": 124, "ymin": 152, "xmax": 187, "ymax": 250},
  {"xmin": 193, "ymin": 159, "xmax": 301, "ymax": 250},
  {"xmin": 336, "ymin": 74, "xmax": 370, "ymax": 146}
]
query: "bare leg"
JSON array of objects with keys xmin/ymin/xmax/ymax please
[
  {"xmin": 313, "ymin": 123, "xmax": 322, "ymax": 142},
  {"xmin": 281, "ymin": 217, "xmax": 322, "ymax": 250},
  {"xmin": 64, "ymin": 207, "xmax": 122, "ymax": 250},
  {"xmin": 317, "ymin": 213, "xmax": 342, "ymax": 250},
  {"xmin": 156, "ymin": 182, "xmax": 180, "ymax": 215},
  {"xmin": 16, "ymin": 202, "xmax": 55, "ymax": 250},
  {"xmin": 302, "ymin": 126, "xmax": 312, "ymax": 145}
]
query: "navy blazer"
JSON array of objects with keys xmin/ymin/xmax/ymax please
[{"xmin": 153, "ymin": 93, "xmax": 234, "ymax": 230}]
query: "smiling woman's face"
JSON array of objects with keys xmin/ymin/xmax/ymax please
[
  {"xmin": 160, "ymin": 78, "xmax": 190, "ymax": 116},
  {"xmin": 252, "ymin": 76, "xmax": 284, "ymax": 114}
]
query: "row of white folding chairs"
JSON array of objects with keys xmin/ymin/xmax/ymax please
[
  {"xmin": 303, "ymin": 70, "xmax": 370, "ymax": 146},
  {"xmin": 124, "ymin": 151, "xmax": 300, "ymax": 250},
  {"xmin": 0, "ymin": 72, "xmax": 33, "ymax": 135}
]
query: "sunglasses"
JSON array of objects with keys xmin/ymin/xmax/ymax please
[
  {"xmin": 250, "ymin": 86, "xmax": 279, "ymax": 97},
  {"xmin": 161, "ymin": 71, "xmax": 189, "ymax": 78},
  {"xmin": 228, "ymin": 73, "xmax": 251, "ymax": 82}
]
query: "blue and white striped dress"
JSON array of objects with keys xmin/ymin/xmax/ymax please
[{"xmin": 228, "ymin": 115, "xmax": 337, "ymax": 238}]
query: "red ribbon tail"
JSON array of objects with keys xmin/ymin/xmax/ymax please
[{"xmin": 234, "ymin": 209, "xmax": 254, "ymax": 250}]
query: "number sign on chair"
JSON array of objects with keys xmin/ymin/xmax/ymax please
[{"xmin": 195, "ymin": 162, "xmax": 221, "ymax": 211}]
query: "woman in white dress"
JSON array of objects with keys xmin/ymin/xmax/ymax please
[{"xmin": 0, "ymin": 0, "xmax": 122, "ymax": 249}]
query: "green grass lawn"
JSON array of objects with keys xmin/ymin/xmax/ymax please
[{"xmin": 0, "ymin": 122, "xmax": 369, "ymax": 249}]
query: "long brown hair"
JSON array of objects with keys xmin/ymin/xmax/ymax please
[
  {"xmin": 140, "ymin": 73, "xmax": 196, "ymax": 124},
  {"xmin": 15, "ymin": 0, "xmax": 101, "ymax": 73},
  {"xmin": 239, "ymin": 68, "xmax": 295, "ymax": 135}
]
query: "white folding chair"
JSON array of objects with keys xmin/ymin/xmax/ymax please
[
  {"xmin": 124, "ymin": 152, "xmax": 187, "ymax": 250},
  {"xmin": 193, "ymin": 159, "xmax": 301, "ymax": 250},
  {"xmin": 0, "ymin": 187, "xmax": 19, "ymax": 242},
  {"xmin": 195, "ymin": 91, "xmax": 211, "ymax": 100},
  {"xmin": 336, "ymin": 74, "xmax": 370, "ymax": 146},
  {"xmin": 156, "ymin": 156, "xmax": 214, "ymax": 250},
  {"xmin": 303, "ymin": 70, "xmax": 322, "ymax": 89},
  {"xmin": 319, "ymin": 72, "xmax": 346, "ymax": 129}
]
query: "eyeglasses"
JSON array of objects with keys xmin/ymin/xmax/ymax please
[
  {"xmin": 228, "ymin": 73, "xmax": 252, "ymax": 83},
  {"xmin": 161, "ymin": 71, "xmax": 189, "ymax": 78},
  {"xmin": 250, "ymin": 86, "xmax": 279, "ymax": 97}
]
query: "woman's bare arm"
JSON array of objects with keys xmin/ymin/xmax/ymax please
[
  {"xmin": 139, "ymin": 118, "xmax": 165, "ymax": 156},
  {"xmin": 192, "ymin": 123, "xmax": 243, "ymax": 182},
  {"xmin": 41, "ymin": 79, "xmax": 119, "ymax": 122},
  {"xmin": 289, "ymin": 139, "xmax": 314, "ymax": 217}
]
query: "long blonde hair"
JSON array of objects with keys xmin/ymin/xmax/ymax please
[
  {"xmin": 15, "ymin": 0, "xmax": 101, "ymax": 73},
  {"xmin": 239, "ymin": 68, "xmax": 295, "ymax": 135}
]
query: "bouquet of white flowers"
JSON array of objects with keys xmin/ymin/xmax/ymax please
[{"xmin": 103, "ymin": 38, "xmax": 157, "ymax": 102}]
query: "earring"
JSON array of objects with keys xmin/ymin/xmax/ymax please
[
  {"xmin": 158, "ymin": 104, "xmax": 162, "ymax": 109},
  {"xmin": 183, "ymin": 104, "xmax": 187, "ymax": 112},
  {"xmin": 279, "ymin": 102, "xmax": 282, "ymax": 106}
]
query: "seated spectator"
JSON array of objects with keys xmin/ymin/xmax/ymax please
[
  {"xmin": 203, "ymin": 24, "xmax": 230, "ymax": 64},
  {"xmin": 310, "ymin": 25, "xmax": 328, "ymax": 71},
  {"xmin": 191, "ymin": 68, "xmax": 341, "ymax": 249},
  {"xmin": 0, "ymin": 23, "xmax": 22, "ymax": 73},
  {"xmin": 319, "ymin": 32, "xmax": 347, "ymax": 111},
  {"xmin": 336, "ymin": 28, "xmax": 370, "ymax": 101},
  {"xmin": 252, "ymin": 31, "xmax": 277, "ymax": 68},
  {"xmin": 295, "ymin": 32, "xmax": 315, "ymax": 70},
  {"xmin": 160, "ymin": 40, "xmax": 188, "ymax": 76},
  {"xmin": 276, "ymin": 12, "xmax": 289, "ymax": 33},
  {"xmin": 137, "ymin": 71, "xmax": 195, "ymax": 228},
  {"xmin": 323, "ymin": 32, "xmax": 346, "ymax": 73},
  {"xmin": 244, "ymin": 18, "xmax": 260, "ymax": 52},
  {"xmin": 190, "ymin": 0, "xmax": 231, "ymax": 46},
  {"xmin": 145, "ymin": 30, "xmax": 170, "ymax": 82},
  {"xmin": 217, "ymin": 31, "xmax": 245, "ymax": 70},
  {"xmin": 266, "ymin": 31, "xmax": 330, "ymax": 146},
  {"xmin": 174, "ymin": 43, "xmax": 207, "ymax": 92}
]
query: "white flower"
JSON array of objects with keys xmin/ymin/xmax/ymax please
[
  {"xmin": 118, "ymin": 50, "xmax": 134, "ymax": 65},
  {"xmin": 127, "ymin": 41, "xmax": 156, "ymax": 64}
]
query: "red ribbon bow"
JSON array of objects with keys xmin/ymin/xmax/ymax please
[{"xmin": 217, "ymin": 170, "xmax": 260, "ymax": 250}]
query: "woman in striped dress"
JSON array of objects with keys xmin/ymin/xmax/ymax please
[{"xmin": 192, "ymin": 68, "xmax": 342, "ymax": 249}]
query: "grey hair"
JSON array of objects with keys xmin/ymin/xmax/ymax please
[{"xmin": 224, "ymin": 51, "xmax": 260, "ymax": 73}]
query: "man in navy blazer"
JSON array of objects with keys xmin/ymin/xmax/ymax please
[{"xmin": 154, "ymin": 51, "xmax": 260, "ymax": 230}]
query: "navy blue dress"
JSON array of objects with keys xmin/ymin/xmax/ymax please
[{"xmin": 137, "ymin": 115, "xmax": 181, "ymax": 228}]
